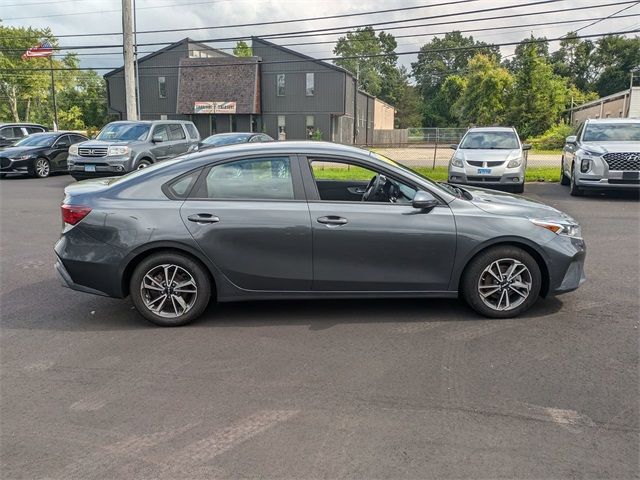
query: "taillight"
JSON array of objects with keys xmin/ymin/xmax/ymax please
[{"xmin": 61, "ymin": 204, "xmax": 92, "ymax": 225}]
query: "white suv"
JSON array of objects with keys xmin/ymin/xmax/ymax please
[
  {"xmin": 561, "ymin": 118, "xmax": 640, "ymax": 196},
  {"xmin": 448, "ymin": 127, "xmax": 530, "ymax": 193}
]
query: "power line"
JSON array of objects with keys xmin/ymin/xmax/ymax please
[
  {"xmin": 573, "ymin": 1, "xmax": 640, "ymax": 33},
  {"xmin": 3, "ymin": 29, "xmax": 637, "ymax": 72},
  {"xmin": 1, "ymin": 0, "xmax": 633, "ymax": 52},
  {"xmin": 39, "ymin": 13, "xmax": 640, "ymax": 58}
]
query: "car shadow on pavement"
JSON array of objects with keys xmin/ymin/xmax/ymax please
[{"xmin": 1, "ymin": 278, "xmax": 565, "ymax": 332}]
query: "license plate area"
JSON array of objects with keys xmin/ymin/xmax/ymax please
[
  {"xmin": 84, "ymin": 164, "xmax": 96, "ymax": 172},
  {"xmin": 622, "ymin": 171, "xmax": 640, "ymax": 180},
  {"xmin": 477, "ymin": 168, "xmax": 492, "ymax": 175}
]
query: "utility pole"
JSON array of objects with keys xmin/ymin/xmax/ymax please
[
  {"xmin": 352, "ymin": 63, "xmax": 359, "ymax": 145},
  {"xmin": 122, "ymin": 0, "xmax": 138, "ymax": 120},
  {"xmin": 133, "ymin": 0, "xmax": 141, "ymax": 119},
  {"xmin": 48, "ymin": 56, "xmax": 59, "ymax": 131}
]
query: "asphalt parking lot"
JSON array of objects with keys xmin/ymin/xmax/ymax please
[{"xmin": 1, "ymin": 174, "xmax": 638, "ymax": 479}]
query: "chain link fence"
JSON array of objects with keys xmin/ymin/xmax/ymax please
[{"xmin": 363, "ymin": 127, "xmax": 563, "ymax": 169}]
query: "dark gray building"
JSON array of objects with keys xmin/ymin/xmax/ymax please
[{"xmin": 105, "ymin": 37, "xmax": 378, "ymax": 144}]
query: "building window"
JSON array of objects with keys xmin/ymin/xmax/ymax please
[
  {"xmin": 277, "ymin": 74, "xmax": 285, "ymax": 96},
  {"xmin": 306, "ymin": 115, "xmax": 315, "ymax": 138},
  {"xmin": 306, "ymin": 72, "xmax": 315, "ymax": 96},
  {"xmin": 158, "ymin": 76, "xmax": 167, "ymax": 99},
  {"xmin": 278, "ymin": 115, "xmax": 286, "ymax": 140}
]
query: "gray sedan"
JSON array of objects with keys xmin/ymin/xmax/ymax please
[{"xmin": 55, "ymin": 141, "xmax": 586, "ymax": 326}]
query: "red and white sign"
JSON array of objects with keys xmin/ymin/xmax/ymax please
[{"xmin": 194, "ymin": 101, "xmax": 237, "ymax": 114}]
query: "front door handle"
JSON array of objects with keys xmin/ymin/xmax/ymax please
[
  {"xmin": 187, "ymin": 213, "xmax": 220, "ymax": 224},
  {"xmin": 317, "ymin": 215, "xmax": 348, "ymax": 226}
]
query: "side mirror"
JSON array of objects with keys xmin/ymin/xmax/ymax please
[
  {"xmin": 565, "ymin": 135, "xmax": 577, "ymax": 145},
  {"xmin": 152, "ymin": 134, "xmax": 164, "ymax": 143},
  {"xmin": 522, "ymin": 143, "xmax": 532, "ymax": 151},
  {"xmin": 449, "ymin": 144, "xmax": 458, "ymax": 150},
  {"xmin": 412, "ymin": 190, "xmax": 439, "ymax": 211}
]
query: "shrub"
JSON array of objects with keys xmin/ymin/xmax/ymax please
[{"xmin": 526, "ymin": 122, "xmax": 573, "ymax": 150}]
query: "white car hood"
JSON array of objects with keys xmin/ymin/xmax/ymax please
[
  {"xmin": 581, "ymin": 142, "xmax": 640, "ymax": 154},
  {"xmin": 456, "ymin": 149, "xmax": 520, "ymax": 161}
]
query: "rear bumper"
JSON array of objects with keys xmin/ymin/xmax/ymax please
[{"xmin": 55, "ymin": 259, "xmax": 111, "ymax": 297}]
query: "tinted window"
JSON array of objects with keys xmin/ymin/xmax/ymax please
[
  {"xmin": 202, "ymin": 134, "xmax": 250, "ymax": 146},
  {"xmin": 27, "ymin": 127, "xmax": 44, "ymax": 134},
  {"xmin": 248, "ymin": 135, "xmax": 262, "ymax": 143},
  {"xmin": 97, "ymin": 123, "xmax": 150, "ymax": 141},
  {"xmin": 0, "ymin": 127, "xmax": 12, "ymax": 138},
  {"xmin": 185, "ymin": 123, "xmax": 199, "ymax": 140},
  {"xmin": 15, "ymin": 133, "xmax": 58, "ymax": 147},
  {"xmin": 55, "ymin": 135, "xmax": 71, "ymax": 146},
  {"xmin": 71, "ymin": 134, "xmax": 87, "ymax": 144},
  {"xmin": 12, "ymin": 127, "xmax": 26, "ymax": 138},
  {"xmin": 168, "ymin": 124, "xmax": 186, "ymax": 140},
  {"xmin": 583, "ymin": 123, "xmax": 640, "ymax": 142},
  {"xmin": 459, "ymin": 131, "xmax": 519, "ymax": 149},
  {"xmin": 199, "ymin": 157, "xmax": 293, "ymax": 200},
  {"xmin": 165, "ymin": 169, "xmax": 201, "ymax": 199},
  {"xmin": 152, "ymin": 125, "xmax": 170, "ymax": 141}
]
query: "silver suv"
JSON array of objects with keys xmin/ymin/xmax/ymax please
[
  {"xmin": 561, "ymin": 118, "xmax": 640, "ymax": 196},
  {"xmin": 448, "ymin": 127, "xmax": 531, "ymax": 193},
  {"xmin": 68, "ymin": 120, "xmax": 200, "ymax": 180}
]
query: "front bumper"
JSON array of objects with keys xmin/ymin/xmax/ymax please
[
  {"xmin": 0, "ymin": 157, "xmax": 33, "ymax": 173},
  {"xmin": 449, "ymin": 166, "xmax": 523, "ymax": 187},
  {"xmin": 575, "ymin": 173, "xmax": 640, "ymax": 190},
  {"xmin": 545, "ymin": 235, "xmax": 587, "ymax": 295},
  {"xmin": 68, "ymin": 154, "xmax": 133, "ymax": 179}
]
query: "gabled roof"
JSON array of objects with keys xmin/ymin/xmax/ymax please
[
  {"xmin": 104, "ymin": 38, "xmax": 231, "ymax": 78},
  {"xmin": 251, "ymin": 37, "xmax": 352, "ymax": 76}
]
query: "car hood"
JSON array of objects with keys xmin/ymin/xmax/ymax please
[
  {"xmin": 455, "ymin": 149, "xmax": 519, "ymax": 161},
  {"xmin": 77, "ymin": 139, "xmax": 135, "ymax": 147},
  {"xmin": 462, "ymin": 185, "xmax": 577, "ymax": 223},
  {"xmin": 0, "ymin": 146, "xmax": 41, "ymax": 157},
  {"xmin": 581, "ymin": 142, "xmax": 640, "ymax": 153}
]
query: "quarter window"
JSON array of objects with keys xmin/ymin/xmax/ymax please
[
  {"xmin": 158, "ymin": 76, "xmax": 167, "ymax": 99},
  {"xmin": 185, "ymin": 123, "xmax": 199, "ymax": 140},
  {"xmin": 276, "ymin": 73, "xmax": 285, "ymax": 96},
  {"xmin": 306, "ymin": 115, "xmax": 315, "ymax": 138},
  {"xmin": 306, "ymin": 72, "xmax": 315, "ymax": 96},
  {"xmin": 199, "ymin": 157, "xmax": 293, "ymax": 200}
]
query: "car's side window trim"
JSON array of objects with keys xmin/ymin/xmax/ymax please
[
  {"xmin": 298, "ymin": 154, "xmax": 445, "ymax": 206},
  {"xmin": 53, "ymin": 134, "xmax": 70, "ymax": 147},
  {"xmin": 186, "ymin": 154, "xmax": 307, "ymax": 202},
  {"xmin": 161, "ymin": 167, "xmax": 204, "ymax": 200}
]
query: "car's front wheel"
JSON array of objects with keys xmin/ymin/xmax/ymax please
[
  {"xmin": 569, "ymin": 164, "xmax": 583, "ymax": 196},
  {"xmin": 30, "ymin": 157, "xmax": 50, "ymax": 178},
  {"xmin": 130, "ymin": 252, "xmax": 212, "ymax": 326},
  {"xmin": 461, "ymin": 246, "xmax": 542, "ymax": 318}
]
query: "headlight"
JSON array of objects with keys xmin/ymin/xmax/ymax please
[
  {"xmin": 507, "ymin": 157, "xmax": 522, "ymax": 168},
  {"xmin": 530, "ymin": 219, "xmax": 581, "ymax": 238},
  {"xmin": 107, "ymin": 146, "xmax": 130, "ymax": 156},
  {"xmin": 69, "ymin": 145, "xmax": 78, "ymax": 155},
  {"xmin": 11, "ymin": 154, "xmax": 33, "ymax": 161},
  {"xmin": 451, "ymin": 154, "xmax": 464, "ymax": 168},
  {"xmin": 581, "ymin": 149, "xmax": 602, "ymax": 157}
]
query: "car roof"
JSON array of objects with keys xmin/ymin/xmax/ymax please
[
  {"xmin": 466, "ymin": 127, "xmax": 515, "ymax": 132},
  {"xmin": 0, "ymin": 123, "xmax": 46, "ymax": 127},
  {"xmin": 585, "ymin": 118, "xmax": 640, "ymax": 124},
  {"xmin": 190, "ymin": 140, "xmax": 371, "ymax": 158},
  {"xmin": 207, "ymin": 132, "xmax": 254, "ymax": 137},
  {"xmin": 107, "ymin": 120, "xmax": 193, "ymax": 125}
]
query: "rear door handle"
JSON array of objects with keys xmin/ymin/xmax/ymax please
[
  {"xmin": 317, "ymin": 215, "xmax": 348, "ymax": 226},
  {"xmin": 187, "ymin": 213, "xmax": 220, "ymax": 224}
]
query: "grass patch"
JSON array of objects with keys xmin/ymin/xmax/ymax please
[
  {"xmin": 312, "ymin": 166, "xmax": 560, "ymax": 183},
  {"xmin": 530, "ymin": 149, "xmax": 563, "ymax": 156}
]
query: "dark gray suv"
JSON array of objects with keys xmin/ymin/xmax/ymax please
[
  {"xmin": 68, "ymin": 120, "xmax": 200, "ymax": 180},
  {"xmin": 55, "ymin": 141, "xmax": 586, "ymax": 327}
]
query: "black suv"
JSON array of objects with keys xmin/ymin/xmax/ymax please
[{"xmin": 0, "ymin": 123, "xmax": 47, "ymax": 149}]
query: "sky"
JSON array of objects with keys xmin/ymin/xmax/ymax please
[{"xmin": 1, "ymin": 0, "xmax": 639, "ymax": 73}]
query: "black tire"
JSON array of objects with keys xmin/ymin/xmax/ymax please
[
  {"xmin": 569, "ymin": 164, "xmax": 583, "ymax": 196},
  {"xmin": 560, "ymin": 157, "xmax": 570, "ymax": 186},
  {"xmin": 461, "ymin": 246, "xmax": 542, "ymax": 319},
  {"xmin": 29, "ymin": 157, "xmax": 50, "ymax": 178},
  {"xmin": 135, "ymin": 158, "xmax": 152, "ymax": 170},
  {"xmin": 511, "ymin": 183, "xmax": 525, "ymax": 194},
  {"xmin": 130, "ymin": 252, "xmax": 212, "ymax": 327}
]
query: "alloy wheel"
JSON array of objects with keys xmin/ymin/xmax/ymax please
[
  {"xmin": 477, "ymin": 258, "xmax": 532, "ymax": 311},
  {"xmin": 140, "ymin": 264, "xmax": 198, "ymax": 318},
  {"xmin": 35, "ymin": 158, "xmax": 50, "ymax": 177},
  {"xmin": 137, "ymin": 161, "xmax": 150, "ymax": 170}
]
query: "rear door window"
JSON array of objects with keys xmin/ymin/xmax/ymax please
[{"xmin": 168, "ymin": 124, "xmax": 186, "ymax": 141}]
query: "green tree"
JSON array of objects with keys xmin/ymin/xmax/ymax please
[
  {"xmin": 394, "ymin": 83, "xmax": 422, "ymax": 128},
  {"xmin": 333, "ymin": 26, "xmax": 399, "ymax": 100},
  {"xmin": 233, "ymin": 40, "xmax": 252, "ymax": 57},
  {"xmin": 454, "ymin": 54, "xmax": 513, "ymax": 126},
  {"xmin": 411, "ymin": 31, "xmax": 499, "ymax": 126},
  {"xmin": 503, "ymin": 35, "xmax": 550, "ymax": 72},
  {"xmin": 550, "ymin": 33, "xmax": 598, "ymax": 92},
  {"xmin": 592, "ymin": 35, "xmax": 640, "ymax": 96},
  {"xmin": 57, "ymin": 105, "xmax": 85, "ymax": 130},
  {"xmin": 508, "ymin": 43, "xmax": 568, "ymax": 138}
]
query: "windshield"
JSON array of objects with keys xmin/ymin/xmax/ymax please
[
  {"xmin": 203, "ymin": 134, "xmax": 250, "ymax": 146},
  {"xmin": 459, "ymin": 131, "xmax": 519, "ymax": 149},
  {"xmin": 370, "ymin": 152, "xmax": 452, "ymax": 196},
  {"xmin": 583, "ymin": 123, "xmax": 640, "ymax": 142},
  {"xmin": 96, "ymin": 123, "xmax": 150, "ymax": 141},
  {"xmin": 14, "ymin": 134, "xmax": 58, "ymax": 147}
]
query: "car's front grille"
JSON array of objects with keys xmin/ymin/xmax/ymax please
[
  {"xmin": 467, "ymin": 160, "xmax": 505, "ymax": 167},
  {"xmin": 467, "ymin": 176, "xmax": 502, "ymax": 182},
  {"xmin": 603, "ymin": 152, "xmax": 640, "ymax": 171},
  {"xmin": 78, "ymin": 147, "xmax": 108, "ymax": 157},
  {"xmin": 0, "ymin": 157, "xmax": 10, "ymax": 169}
]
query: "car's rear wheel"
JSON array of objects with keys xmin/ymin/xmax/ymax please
[
  {"xmin": 130, "ymin": 252, "xmax": 211, "ymax": 326},
  {"xmin": 569, "ymin": 164, "xmax": 583, "ymax": 196},
  {"xmin": 560, "ymin": 157, "xmax": 570, "ymax": 186},
  {"xmin": 462, "ymin": 246, "xmax": 541, "ymax": 318},
  {"xmin": 30, "ymin": 157, "xmax": 50, "ymax": 178}
]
